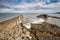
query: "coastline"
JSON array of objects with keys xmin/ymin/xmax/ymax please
[{"xmin": 0, "ymin": 15, "xmax": 60, "ymax": 40}]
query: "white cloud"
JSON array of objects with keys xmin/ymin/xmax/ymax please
[
  {"xmin": 58, "ymin": 0, "xmax": 60, "ymax": 2},
  {"xmin": 0, "ymin": 8, "xmax": 17, "ymax": 13},
  {"xmin": 0, "ymin": 0, "xmax": 60, "ymax": 13},
  {"xmin": 0, "ymin": 8, "xmax": 59, "ymax": 13}
]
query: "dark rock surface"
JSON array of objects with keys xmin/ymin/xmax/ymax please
[{"xmin": 30, "ymin": 22, "xmax": 60, "ymax": 40}]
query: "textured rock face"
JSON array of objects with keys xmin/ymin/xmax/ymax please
[
  {"xmin": 0, "ymin": 15, "xmax": 31, "ymax": 40},
  {"xmin": 31, "ymin": 22, "xmax": 60, "ymax": 40},
  {"xmin": 0, "ymin": 15, "xmax": 60, "ymax": 40},
  {"xmin": 0, "ymin": 16, "xmax": 31, "ymax": 40},
  {"xmin": 0, "ymin": 15, "xmax": 23, "ymax": 40},
  {"xmin": 0, "ymin": 15, "xmax": 23, "ymax": 32},
  {"xmin": 0, "ymin": 24, "xmax": 22, "ymax": 40}
]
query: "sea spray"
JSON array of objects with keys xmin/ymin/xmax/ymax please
[{"xmin": 23, "ymin": 17, "xmax": 45, "ymax": 29}]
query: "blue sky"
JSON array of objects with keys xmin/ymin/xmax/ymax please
[{"xmin": 0, "ymin": 0, "xmax": 60, "ymax": 13}]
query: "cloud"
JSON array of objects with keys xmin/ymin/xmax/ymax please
[
  {"xmin": 0, "ymin": 0, "xmax": 60, "ymax": 13},
  {"xmin": 57, "ymin": 0, "xmax": 60, "ymax": 2},
  {"xmin": 0, "ymin": 8, "xmax": 17, "ymax": 13}
]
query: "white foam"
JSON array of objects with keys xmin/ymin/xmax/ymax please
[
  {"xmin": 23, "ymin": 23, "xmax": 31, "ymax": 29},
  {"xmin": 31, "ymin": 18, "xmax": 45, "ymax": 24},
  {"xmin": 23, "ymin": 18, "xmax": 45, "ymax": 29}
]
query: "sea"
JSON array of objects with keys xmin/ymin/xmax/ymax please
[{"xmin": 0, "ymin": 13, "xmax": 60, "ymax": 26}]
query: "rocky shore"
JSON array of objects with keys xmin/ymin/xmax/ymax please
[
  {"xmin": 31, "ymin": 22, "xmax": 60, "ymax": 40},
  {"xmin": 0, "ymin": 15, "xmax": 60, "ymax": 40}
]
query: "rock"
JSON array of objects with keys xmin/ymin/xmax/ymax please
[
  {"xmin": 31, "ymin": 22, "xmax": 60, "ymax": 40},
  {"xmin": 0, "ymin": 15, "xmax": 60, "ymax": 40},
  {"xmin": 0, "ymin": 15, "xmax": 31, "ymax": 40}
]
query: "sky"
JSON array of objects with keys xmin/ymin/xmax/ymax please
[{"xmin": 0, "ymin": 0, "xmax": 60, "ymax": 13}]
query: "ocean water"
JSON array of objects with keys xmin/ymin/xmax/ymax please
[
  {"xmin": 0, "ymin": 13, "xmax": 60, "ymax": 26},
  {"xmin": 0, "ymin": 13, "xmax": 22, "ymax": 22},
  {"xmin": 23, "ymin": 13, "xmax": 60, "ymax": 26}
]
